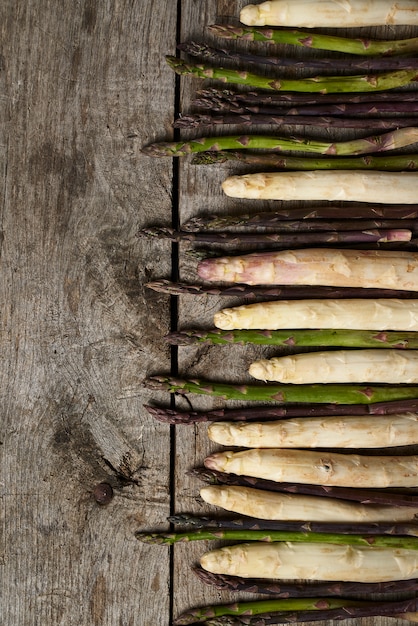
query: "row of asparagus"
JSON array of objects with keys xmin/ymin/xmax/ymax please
[
  {"xmin": 143, "ymin": 288, "xmax": 418, "ymax": 624},
  {"xmin": 142, "ymin": 3, "xmax": 418, "ymax": 623},
  {"xmin": 140, "ymin": 14, "xmax": 418, "ymax": 158},
  {"xmin": 145, "ymin": 286, "xmax": 418, "ymax": 400},
  {"xmin": 143, "ymin": 262, "xmax": 418, "ymax": 619},
  {"xmin": 139, "ymin": 402, "xmax": 418, "ymax": 624}
]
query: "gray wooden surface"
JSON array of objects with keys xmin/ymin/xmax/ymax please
[{"xmin": 1, "ymin": 1, "xmax": 418, "ymax": 625}]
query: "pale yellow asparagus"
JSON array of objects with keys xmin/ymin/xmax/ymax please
[
  {"xmin": 213, "ymin": 299, "xmax": 418, "ymax": 331},
  {"xmin": 200, "ymin": 540, "xmax": 418, "ymax": 582},
  {"xmin": 204, "ymin": 448, "xmax": 418, "ymax": 488},
  {"xmin": 221, "ymin": 171, "xmax": 418, "ymax": 203},
  {"xmin": 200, "ymin": 485, "xmax": 418, "ymax": 523},
  {"xmin": 198, "ymin": 249, "xmax": 418, "ymax": 290},
  {"xmin": 249, "ymin": 349, "xmax": 418, "ymax": 384},
  {"xmin": 240, "ymin": 0, "xmax": 418, "ymax": 28},
  {"xmin": 207, "ymin": 413, "xmax": 418, "ymax": 449}
]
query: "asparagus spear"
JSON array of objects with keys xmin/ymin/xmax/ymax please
[
  {"xmin": 222, "ymin": 171, "xmax": 418, "ymax": 204},
  {"xmin": 183, "ymin": 216, "xmax": 418, "ymax": 232},
  {"xmin": 204, "ymin": 448, "xmax": 418, "ymax": 488},
  {"xmin": 195, "ymin": 86, "xmax": 418, "ymax": 108},
  {"xmin": 194, "ymin": 95, "xmax": 418, "ymax": 115},
  {"xmin": 214, "ymin": 299, "xmax": 418, "ymax": 332},
  {"xmin": 193, "ymin": 98, "xmax": 418, "ymax": 117},
  {"xmin": 193, "ymin": 566, "xmax": 418, "ymax": 597},
  {"xmin": 145, "ymin": 279, "xmax": 418, "ymax": 299},
  {"xmin": 175, "ymin": 112, "xmax": 418, "ymax": 131},
  {"xmin": 240, "ymin": 0, "xmax": 418, "ymax": 28},
  {"xmin": 144, "ymin": 375, "xmax": 418, "ymax": 404},
  {"xmin": 183, "ymin": 207, "xmax": 418, "ymax": 228},
  {"xmin": 200, "ymin": 485, "xmax": 418, "ymax": 522},
  {"xmin": 166, "ymin": 56, "xmax": 417, "ymax": 93},
  {"xmin": 193, "ymin": 94, "xmax": 418, "ymax": 118},
  {"xmin": 208, "ymin": 413, "xmax": 418, "ymax": 448},
  {"xmin": 175, "ymin": 597, "xmax": 418, "ymax": 626},
  {"xmin": 192, "ymin": 467, "xmax": 418, "ymax": 507},
  {"xmin": 179, "ymin": 40, "xmax": 418, "ymax": 72},
  {"xmin": 192, "ymin": 151, "xmax": 418, "ymax": 169},
  {"xmin": 142, "ymin": 126, "xmax": 418, "ymax": 157},
  {"xmin": 166, "ymin": 328, "xmax": 418, "ymax": 348},
  {"xmin": 197, "ymin": 248, "xmax": 418, "ymax": 290},
  {"xmin": 139, "ymin": 226, "xmax": 412, "ymax": 246},
  {"xmin": 144, "ymin": 398, "xmax": 418, "ymax": 424},
  {"xmin": 171, "ymin": 514, "xmax": 418, "ymax": 533},
  {"xmin": 200, "ymin": 540, "xmax": 418, "ymax": 582},
  {"xmin": 207, "ymin": 613, "xmax": 418, "ymax": 626},
  {"xmin": 208, "ymin": 24, "xmax": 418, "ymax": 56},
  {"xmin": 136, "ymin": 527, "xmax": 418, "ymax": 549},
  {"xmin": 248, "ymin": 349, "xmax": 418, "ymax": 384},
  {"xmin": 204, "ymin": 608, "xmax": 418, "ymax": 626}
]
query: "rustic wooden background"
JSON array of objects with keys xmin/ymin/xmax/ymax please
[{"xmin": 1, "ymin": 1, "xmax": 418, "ymax": 625}]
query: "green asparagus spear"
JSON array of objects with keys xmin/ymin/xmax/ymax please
[
  {"xmin": 141, "ymin": 126, "xmax": 418, "ymax": 157},
  {"xmin": 144, "ymin": 375, "xmax": 418, "ymax": 404},
  {"xmin": 192, "ymin": 152, "xmax": 418, "ymax": 169},
  {"xmin": 203, "ymin": 601, "xmax": 418, "ymax": 625},
  {"xmin": 166, "ymin": 55, "xmax": 417, "ymax": 93},
  {"xmin": 135, "ymin": 527, "xmax": 418, "ymax": 548},
  {"xmin": 175, "ymin": 597, "xmax": 418, "ymax": 625},
  {"xmin": 165, "ymin": 328, "xmax": 418, "ymax": 348},
  {"xmin": 208, "ymin": 24, "xmax": 418, "ymax": 57}
]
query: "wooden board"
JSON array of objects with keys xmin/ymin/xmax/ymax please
[
  {"xmin": 2, "ymin": 1, "xmax": 418, "ymax": 625},
  {"xmin": 1, "ymin": 1, "xmax": 175, "ymax": 624}
]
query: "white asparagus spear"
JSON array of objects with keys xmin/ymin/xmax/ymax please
[
  {"xmin": 200, "ymin": 485, "xmax": 418, "ymax": 523},
  {"xmin": 197, "ymin": 248, "xmax": 418, "ymax": 290},
  {"xmin": 213, "ymin": 299, "xmax": 418, "ymax": 331},
  {"xmin": 200, "ymin": 540, "xmax": 418, "ymax": 582},
  {"xmin": 240, "ymin": 0, "xmax": 418, "ymax": 28},
  {"xmin": 222, "ymin": 171, "xmax": 418, "ymax": 203},
  {"xmin": 249, "ymin": 349, "xmax": 418, "ymax": 384},
  {"xmin": 207, "ymin": 413, "xmax": 418, "ymax": 448},
  {"xmin": 204, "ymin": 448, "xmax": 418, "ymax": 488}
]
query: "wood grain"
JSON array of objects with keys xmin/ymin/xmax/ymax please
[{"xmin": 0, "ymin": 1, "xmax": 175, "ymax": 624}]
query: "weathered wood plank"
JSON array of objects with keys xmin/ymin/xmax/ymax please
[{"xmin": 0, "ymin": 1, "xmax": 175, "ymax": 624}]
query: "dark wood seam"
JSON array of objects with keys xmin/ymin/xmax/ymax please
[{"xmin": 169, "ymin": 1, "xmax": 182, "ymax": 623}]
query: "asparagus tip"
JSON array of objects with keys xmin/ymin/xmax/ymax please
[
  {"xmin": 168, "ymin": 514, "xmax": 200, "ymax": 526},
  {"xmin": 207, "ymin": 24, "xmax": 245, "ymax": 39},
  {"xmin": 134, "ymin": 532, "xmax": 166, "ymax": 545},
  {"xmin": 166, "ymin": 55, "xmax": 194, "ymax": 76},
  {"xmin": 140, "ymin": 142, "xmax": 175, "ymax": 157},
  {"xmin": 143, "ymin": 404, "xmax": 172, "ymax": 422},
  {"xmin": 142, "ymin": 375, "xmax": 167, "ymax": 391},
  {"xmin": 137, "ymin": 226, "xmax": 175, "ymax": 239}
]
